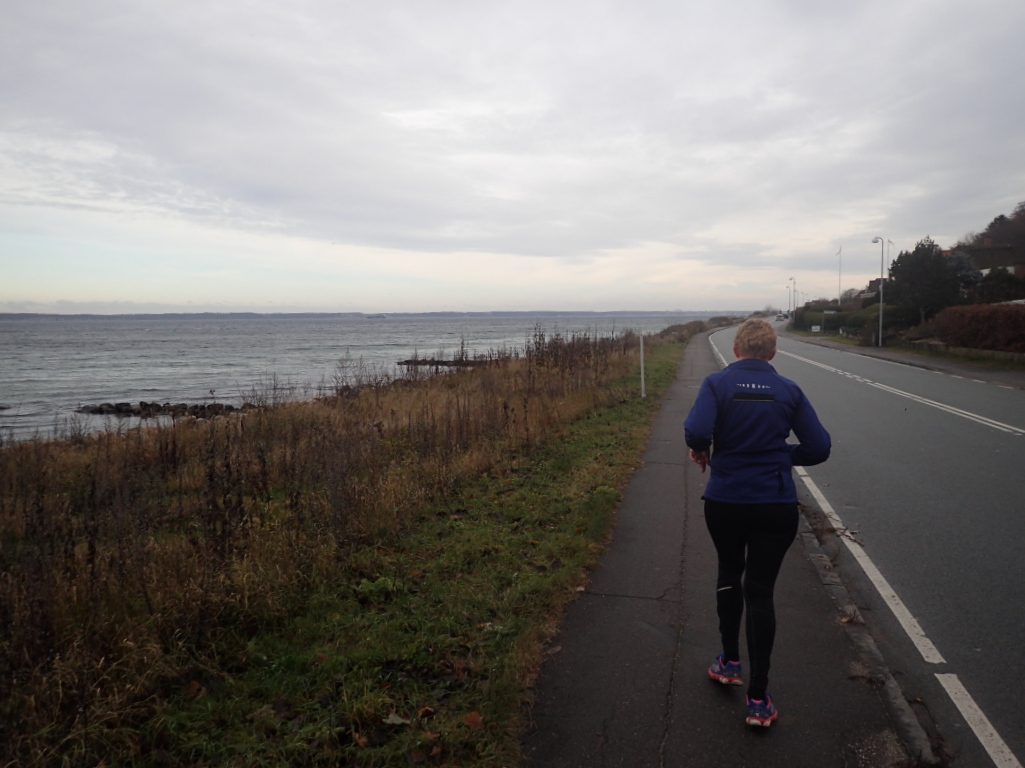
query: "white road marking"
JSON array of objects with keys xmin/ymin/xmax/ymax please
[
  {"xmin": 778, "ymin": 350, "xmax": 1025, "ymax": 436},
  {"xmin": 935, "ymin": 674, "xmax": 1023, "ymax": 768},
  {"xmin": 799, "ymin": 468, "xmax": 1023, "ymax": 767},
  {"xmin": 793, "ymin": 467, "xmax": 946, "ymax": 664},
  {"xmin": 709, "ymin": 338, "xmax": 727, "ymax": 368}
]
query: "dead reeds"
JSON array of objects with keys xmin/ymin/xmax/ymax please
[{"xmin": 0, "ymin": 325, "xmax": 680, "ymax": 766}]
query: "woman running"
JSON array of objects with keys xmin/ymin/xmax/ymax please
[{"xmin": 684, "ymin": 318, "xmax": 831, "ymax": 726}]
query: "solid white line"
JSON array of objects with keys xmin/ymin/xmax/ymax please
[
  {"xmin": 935, "ymin": 674, "xmax": 1023, "ymax": 768},
  {"xmin": 794, "ymin": 467, "xmax": 946, "ymax": 664},
  {"xmin": 778, "ymin": 350, "xmax": 1025, "ymax": 436},
  {"xmin": 708, "ymin": 333, "xmax": 728, "ymax": 368}
]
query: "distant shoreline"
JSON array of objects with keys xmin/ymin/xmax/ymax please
[{"xmin": 0, "ymin": 310, "xmax": 739, "ymax": 321}]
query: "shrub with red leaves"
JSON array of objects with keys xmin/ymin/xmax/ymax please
[{"xmin": 935, "ymin": 304, "xmax": 1025, "ymax": 353}]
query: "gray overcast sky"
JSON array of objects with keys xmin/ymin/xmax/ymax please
[{"xmin": 2, "ymin": 0, "xmax": 1024, "ymax": 313}]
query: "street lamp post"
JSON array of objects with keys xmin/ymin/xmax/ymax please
[
  {"xmin": 789, "ymin": 276, "xmax": 796, "ymax": 316},
  {"xmin": 871, "ymin": 237, "xmax": 885, "ymax": 347}
]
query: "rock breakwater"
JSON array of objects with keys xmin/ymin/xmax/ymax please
[{"xmin": 75, "ymin": 401, "xmax": 258, "ymax": 418}]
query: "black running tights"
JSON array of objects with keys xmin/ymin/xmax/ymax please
[{"xmin": 704, "ymin": 500, "xmax": 799, "ymax": 701}]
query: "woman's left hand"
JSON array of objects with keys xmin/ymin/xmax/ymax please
[{"xmin": 688, "ymin": 449, "xmax": 710, "ymax": 473}]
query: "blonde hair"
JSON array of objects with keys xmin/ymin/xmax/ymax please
[{"xmin": 734, "ymin": 318, "xmax": 777, "ymax": 360}]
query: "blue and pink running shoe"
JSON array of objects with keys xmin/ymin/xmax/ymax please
[
  {"xmin": 745, "ymin": 695, "xmax": 778, "ymax": 727},
  {"xmin": 707, "ymin": 654, "xmax": 743, "ymax": 686}
]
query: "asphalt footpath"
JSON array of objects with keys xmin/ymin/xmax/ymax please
[{"xmin": 520, "ymin": 332, "xmax": 916, "ymax": 768}]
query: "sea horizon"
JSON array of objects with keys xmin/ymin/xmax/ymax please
[{"xmin": 1, "ymin": 308, "xmax": 746, "ymax": 321}]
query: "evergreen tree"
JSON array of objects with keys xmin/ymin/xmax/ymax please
[
  {"xmin": 888, "ymin": 237, "xmax": 960, "ymax": 324},
  {"xmin": 977, "ymin": 267, "xmax": 1025, "ymax": 303}
]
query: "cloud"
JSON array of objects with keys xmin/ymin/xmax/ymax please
[{"xmin": 2, "ymin": 0, "xmax": 1025, "ymax": 311}]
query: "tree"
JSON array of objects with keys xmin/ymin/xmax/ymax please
[
  {"xmin": 964, "ymin": 201, "xmax": 1025, "ymax": 250},
  {"xmin": 977, "ymin": 267, "xmax": 1025, "ymax": 303},
  {"xmin": 947, "ymin": 250, "xmax": 983, "ymax": 295},
  {"xmin": 840, "ymin": 287, "xmax": 860, "ymax": 306},
  {"xmin": 887, "ymin": 237, "xmax": 960, "ymax": 325}
]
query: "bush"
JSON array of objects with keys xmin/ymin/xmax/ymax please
[
  {"xmin": 903, "ymin": 316, "xmax": 942, "ymax": 341},
  {"xmin": 935, "ymin": 304, "xmax": 1025, "ymax": 352},
  {"xmin": 792, "ymin": 309, "xmax": 845, "ymax": 332},
  {"xmin": 838, "ymin": 305, "xmax": 899, "ymax": 345},
  {"xmin": 844, "ymin": 312, "xmax": 867, "ymax": 330}
]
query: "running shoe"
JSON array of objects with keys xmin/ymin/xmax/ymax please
[
  {"xmin": 745, "ymin": 695, "xmax": 778, "ymax": 727},
  {"xmin": 707, "ymin": 654, "xmax": 743, "ymax": 686}
]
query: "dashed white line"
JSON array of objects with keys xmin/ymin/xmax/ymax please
[{"xmin": 777, "ymin": 350, "xmax": 1025, "ymax": 436}]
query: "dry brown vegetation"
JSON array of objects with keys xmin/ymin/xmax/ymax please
[{"xmin": 0, "ymin": 324, "xmax": 707, "ymax": 766}]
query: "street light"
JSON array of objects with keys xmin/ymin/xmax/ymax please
[
  {"xmin": 871, "ymin": 237, "xmax": 885, "ymax": 346},
  {"xmin": 789, "ymin": 276, "xmax": 796, "ymax": 316}
]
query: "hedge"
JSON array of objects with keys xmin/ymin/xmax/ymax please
[{"xmin": 935, "ymin": 304, "xmax": 1025, "ymax": 353}]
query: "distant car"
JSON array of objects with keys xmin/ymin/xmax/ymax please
[{"xmin": 776, "ymin": 313, "xmax": 785, "ymax": 320}]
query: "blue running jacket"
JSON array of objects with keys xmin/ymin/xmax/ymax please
[{"xmin": 684, "ymin": 358, "xmax": 831, "ymax": 504}]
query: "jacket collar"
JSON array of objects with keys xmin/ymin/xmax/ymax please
[{"xmin": 726, "ymin": 357, "xmax": 777, "ymax": 373}]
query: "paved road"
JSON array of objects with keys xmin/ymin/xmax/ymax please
[{"xmin": 710, "ymin": 325, "xmax": 1025, "ymax": 768}]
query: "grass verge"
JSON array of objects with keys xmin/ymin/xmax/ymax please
[{"xmin": 135, "ymin": 336, "xmax": 686, "ymax": 767}]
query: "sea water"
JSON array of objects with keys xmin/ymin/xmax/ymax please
[{"xmin": 0, "ymin": 311, "xmax": 721, "ymax": 441}]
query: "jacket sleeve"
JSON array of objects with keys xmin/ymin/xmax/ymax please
[
  {"xmin": 684, "ymin": 377, "xmax": 717, "ymax": 452},
  {"xmin": 788, "ymin": 391, "xmax": 831, "ymax": 466}
]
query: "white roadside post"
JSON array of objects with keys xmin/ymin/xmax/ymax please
[{"xmin": 640, "ymin": 335, "xmax": 646, "ymax": 398}]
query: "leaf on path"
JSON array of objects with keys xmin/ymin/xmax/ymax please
[{"xmin": 463, "ymin": 711, "xmax": 485, "ymax": 731}]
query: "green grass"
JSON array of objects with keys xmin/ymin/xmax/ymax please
[{"xmin": 124, "ymin": 339, "xmax": 686, "ymax": 767}]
